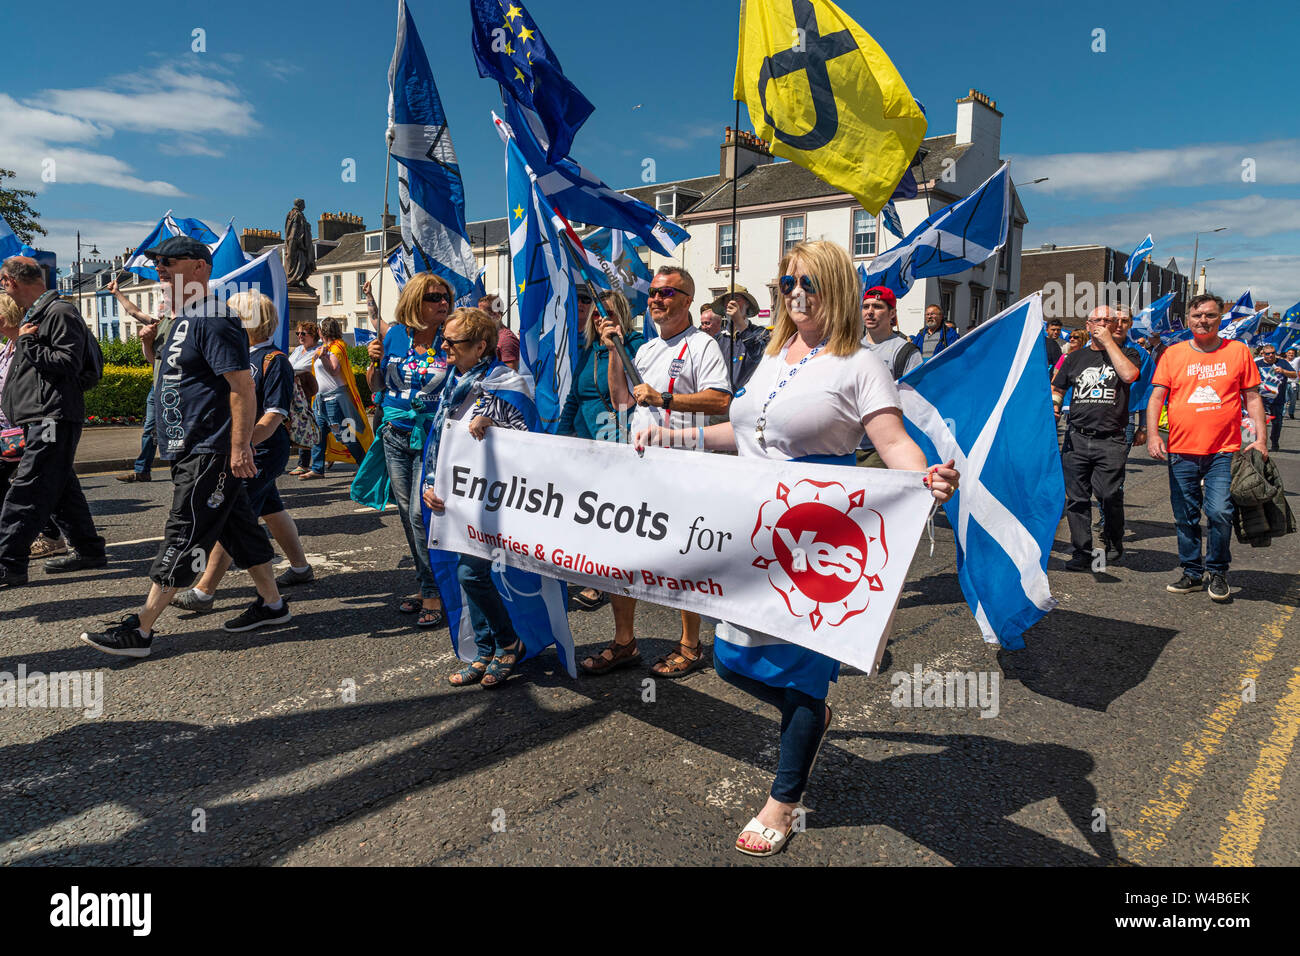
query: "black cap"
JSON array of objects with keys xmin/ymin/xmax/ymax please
[{"xmin": 139, "ymin": 235, "xmax": 212, "ymax": 265}]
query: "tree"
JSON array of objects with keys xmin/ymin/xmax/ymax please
[{"xmin": 0, "ymin": 168, "xmax": 46, "ymax": 245}]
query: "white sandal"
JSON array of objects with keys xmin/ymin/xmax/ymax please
[{"xmin": 735, "ymin": 816, "xmax": 791, "ymax": 857}]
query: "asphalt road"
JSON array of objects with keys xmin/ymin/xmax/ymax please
[{"xmin": 2, "ymin": 425, "xmax": 1298, "ymax": 867}]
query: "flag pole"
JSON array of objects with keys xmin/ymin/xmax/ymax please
[
  {"xmin": 378, "ymin": 136, "xmax": 393, "ymax": 327},
  {"xmin": 725, "ymin": 98, "xmax": 742, "ymax": 394}
]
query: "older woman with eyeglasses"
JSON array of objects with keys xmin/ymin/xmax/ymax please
[
  {"xmin": 635, "ymin": 240, "xmax": 958, "ymax": 858},
  {"xmin": 355, "ymin": 272, "xmax": 452, "ymax": 628}
]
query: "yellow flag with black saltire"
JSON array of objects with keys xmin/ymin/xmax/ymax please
[{"xmin": 734, "ymin": 0, "xmax": 926, "ymax": 215}]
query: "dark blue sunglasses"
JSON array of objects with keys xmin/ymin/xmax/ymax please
[{"xmin": 779, "ymin": 274, "xmax": 818, "ymax": 296}]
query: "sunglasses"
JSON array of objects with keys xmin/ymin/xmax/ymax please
[
  {"xmin": 155, "ymin": 256, "xmax": 199, "ymax": 268},
  {"xmin": 442, "ymin": 336, "xmax": 477, "ymax": 347},
  {"xmin": 648, "ymin": 287, "xmax": 689, "ymax": 300},
  {"xmin": 423, "ymin": 292, "xmax": 452, "ymax": 304},
  {"xmin": 577, "ymin": 294, "xmax": 594, "ymax": 305},
  {"xmin": 779, "ymin": 274, "xmax": 818, "ymax": 296}
]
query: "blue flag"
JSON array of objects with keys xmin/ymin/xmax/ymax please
[
  {"xmin": 387, "ymin": 247, "xmax": 410, "ymax": 291},
  {"xmin": 421, "ymin": 365, "xmax": 576, "ymax": 676},
  {"xmin": 0, "ymin": 215, "xmax": 23, "ymax": 261},
  {"xmin": 1128, "ymin": 291, "xmax": 1177, "ymax": 341},
  {"xmin": 503, "ymin": 116, "xmax": 582, "ymax": 432},
  {"xmin": 389, "ymin": 0, "xmax": 479, "ymax": 300},
  {"xmin": 1128, "ymin": 343, "xmax": 1157, "ymax": 413},
  {"xmin": 124, "ymin": 212, "xmax": 222, "ymax": 280},
  {"xmin": 457, "ymin": 267, "xmax": 488, "ymax": 308},
  {"xmin": 1222, "ymin": 305, "xmax": 1264, "ymax": 344},
  {"xmin": 897, "ymin": 293, "xmax": 1061, "ymax": 647},
  {"xmin": 210, "ymin": 247, "xmax": 291, "ymax": 354},
  {"xmin": 859, "ymin": 162, "xmax": 1010, "ymax": 296},
  {"xmin": 576, "ymin": 226, "xmax": 653, "ymax": 330},
  {"xmin": 469, "ymin": 0, "xmax": 593, "ymax": 164},
  {"xmin": 1123, "ymin": 234, "xmax": 1154, "ymax": 280},
  {"xmin": 881, "ymin": 201, "xmax": 904, "ymax": 240},
  {"xmin": 498, "ymin": 101, "xmax": 688, "ymax": 257},
  {"xmin": 210, "ymin": 222, "xmax": 250, "ymax": 281},
  {"xmin": 1263, "ymin": 301, "xmax": 1300, "ymax": 352},
  {"xmin": 1220, "ymin": 290, "xmax": 1254, "ymax": 328}
]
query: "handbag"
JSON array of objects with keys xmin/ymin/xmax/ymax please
[
  {"xmin": 262, "ymin": 352, "xmax": 321, "ymax": 449},
  {"xmin": 0, "ymin": 426, "xmax": 24, "ymax": 460}
]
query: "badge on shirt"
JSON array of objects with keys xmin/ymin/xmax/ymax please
[{"xmin": 668, "ymin": 358, "xmax": 686, "ymax": 378}]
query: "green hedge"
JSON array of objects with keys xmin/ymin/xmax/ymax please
[
  {"xmin": 81, "ymin": 364, "xmax": 375, "ymax": 421},
  {"xmin": 99, "ymin": 338, "xmax": 149, "ymax": 368}
]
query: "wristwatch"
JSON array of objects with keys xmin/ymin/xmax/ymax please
[{"xmin": 662, "ymin": 392, "xmax": 673, "ymax": 411}]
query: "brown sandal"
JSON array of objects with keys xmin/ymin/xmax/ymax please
[
  {"xmin": 580, "ymin": 637, "xmax": 641, "ymax": 675},
  {"xmin": 651, "ymin": 641, "xmax": 706, "ymax": 679}
]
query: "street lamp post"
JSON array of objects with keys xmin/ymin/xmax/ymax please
[{"xmin": 1188, "ymin": 227, "xmax": 1226, "ymax": 310}]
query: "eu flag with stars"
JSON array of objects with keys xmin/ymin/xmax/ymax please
[{"xmin": 470, "ymin": 0, "xmax": 593, "ymax": 163}]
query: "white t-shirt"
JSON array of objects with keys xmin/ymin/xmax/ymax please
[
  {"xmin": 313, "ymin": 347, "xmax": 347, "ymax": 395},
  {"xmin": 731, "ymin": 342, "xmax": 902, "ymax": 461},
  {"xmin": 289, "ymin": 344, "xmax": 316, "ymax": 373},
  {"xmin": 632, "ymin": 325, "xmax": 731, "ymax": 433}
]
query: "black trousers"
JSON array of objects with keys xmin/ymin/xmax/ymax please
[
  {"xmin": 0, "ymin": 458, "xmax": 60, "ymax": 540},
  {"xmin": 0, "ymin": 421, "xmax": 105, "ymax": 575},
  {"xmin": 1063, "ymin": 430, "xmax": 1127, "ymax": 557},
  {"xmin": 1269, "ymin": 397, "xmax": 1286, "ymax": 446}
]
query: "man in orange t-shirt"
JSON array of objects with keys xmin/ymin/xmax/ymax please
[{"xmin": 1146, "ymin": 294, "xmax": 1266, "ymax": 602}]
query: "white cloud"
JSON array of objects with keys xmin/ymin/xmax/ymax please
[
  {"xmin": 40, "ymin": 215, "xmax": 225, "ymax": 274},
  {"xmin": 1026, "ymin": 195, "xmax": 1300, "ymax": 251},
  {"xmin": 2, "ymin": 64, "xmax": 258, "ymax": 196},
  {"xmin": 1201, "ymin": 255, "xmax": 1300, "ymax": 310},
  {"xmin": 1011, "ymin": 140, "xmax": 1300, "ymax": 197}
]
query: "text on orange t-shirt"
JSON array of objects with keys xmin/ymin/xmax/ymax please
[{"xmin": 1151, "ymin": 339, "xmax": 1261, "ymax": 455}]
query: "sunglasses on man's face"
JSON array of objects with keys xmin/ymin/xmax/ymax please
[
  {"xmin": 423, "ymin": 292, "xmax": 451, "ymax": 304},
  {"xmin": 779, "ymin": 274, "xmax": 818, "ymax": 296},
  {"xmin": 647, "ymin": 287, "xmax": 688, "ymax": 300},
  {"xmin": 155, "ymin": 256, "xmax": 198, "ymax": 268}
]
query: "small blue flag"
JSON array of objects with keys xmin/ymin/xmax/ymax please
[
  {"xmin": 1123, "ymin": 234, "xmax": 1154, "ymax": 280},
  {"xmin": 210, "ymin": 248, "xmax": 291, "ymax": 353},
  {"xmin": 0, "ymin": 215, "xmax": 23, "ymax": 261},
  {"xmin": 124, "ymin": 212, "xmax": 222, "ymax": 281}
]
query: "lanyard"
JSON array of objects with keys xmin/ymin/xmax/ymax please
[
  {"xmin": 754, "ymin": 338, "xmax": 827, "ymax": 447},
  {"xmin": 662, "ymin": 340, "xmax": 690, "ymax": 426},
  {"xmin": 21, "ymin": 290, "xmax": 59, "ymax": 325}
]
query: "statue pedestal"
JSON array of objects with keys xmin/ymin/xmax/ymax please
[{"xmin": 286, "ymin": 287, "xmax": 320, "ymax": 332}]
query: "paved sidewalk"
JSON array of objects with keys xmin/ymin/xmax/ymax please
[{"xmin": 74, "ymin": 425, "xmax": 157, "ymax": 476}]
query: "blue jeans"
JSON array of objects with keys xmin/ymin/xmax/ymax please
[
  {"xmin": 311, "ymin": 390, "xmax": 367, "ymax": 473},
  {"xmin": 714, "ymin": 657, "xmax": 827, "ymax": 804},
  {"xmin": 1167, "ymin": 452, "xmax": 1234, "ymax": 579},
  {"xmin": 457, "ymin": 554, "xmax": 520, "ymax": 659},
  {"xmin": 134, "ymin": 390, "xmax": 157, "ymax": 476},
  {"xmin": 382, "ymin": 423, "xmax": 438, "ymax": 599}
]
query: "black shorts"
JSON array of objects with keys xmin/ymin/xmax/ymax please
[
  {"xmin": 150, "ymin": 452, "xmax": 276, "ymax": 588},
  {"xmin": 247, "ymin": 432, "xmax": 291, "ymax": 518}
]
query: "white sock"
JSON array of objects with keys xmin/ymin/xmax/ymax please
[
  {"xmin": 193, "ymin": 587, "xmax": 213, "ymax": 600},
  {"xmin": 137, "ymin": 628, "xmax": 151, "ymax": 640},
  {"xmin": 290, "ymin": 565, "xmax": 310, "ymax": 573},
  {"xmin": 264, "ymin": 598, "xmax": 283, "ymax": 611}
]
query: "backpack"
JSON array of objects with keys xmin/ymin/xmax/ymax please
[
  {"xmin": 263, "ymin": 350, "xmax": 320, "ymax": 449},
  {"xmin": 79, "ymin": 331, "xmax": 104, "ymax": 390},
  {"xmin": 891, "ymin": 338, "xmax": 920, "ymax": 381}
]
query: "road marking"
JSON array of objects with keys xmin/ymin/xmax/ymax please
[
  {"xmin": 107, "ymin": 536, "xmax": 165, "ymax": 548},
  {"xmin": 1213, "ymin": 659, "xmax": 1300, "ymax": 866},
  {"xmin": 1119, "ymin": 602, "xmax": 1296, "ymax": 865}
]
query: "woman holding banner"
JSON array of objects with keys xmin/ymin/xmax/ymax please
[
  {"xmin": 636, "ymin": 240, "xmax": 958, "ymax": 857},
  {"xmin": 558, "ymin": 289, "xmax": 645, "ymax": 614},
  {"xmin": 354, "ymin": 273, "xmax": 452, "ymax": 628},
  {"xmin": 421, "ymin": 308, "xmax": 537, "ymax": 687}
]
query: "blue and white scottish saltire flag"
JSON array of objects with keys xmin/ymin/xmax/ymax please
[
  {"xmin": 388, "ymin": 0, "xmax": 479, "ymax": 301},
  {"xmin": 387, "ymin": 247, "xmax": 410, "ymax": 291},
  {"xmin": 1219, "ymin": 290, "xmax": 1255, "ymax": 330},
  {"xmin": 499, "ymin": 100, "xmax": 688, "ymax": 257},
  {"xmin": 500, "ymin": 113, "xmax": 581, "ymax": 433},
  {"xmin": 124, "ymin": 212, "xmax": 222, "ymax": 280},
  {"xmin": 210, "ymin": 222, "xmax": 250, "ymax": 280},
  {"xmin": 859, "ymin": 162, "xmax": 1011, "ymax": 297},
  {"xmin": 1128, "ymin": 342, "xmax": 1157, "ymax": 413},
  {"xmin": 421, "ymin": 365, "xmax": 576, "ymax": 677},
  {"xmin": 457, "ymin": 267, "xmax": 487, "ymax": 308},
  {"xmin": 578, "ymin": 226, "xmax": 653, "ymax": 323},
  {"xmin": 881, "ymin": 201, "xmax": 904, "ymax": 240},
  {"xmin": 1165, "ymin": 326, "xmax": 1195, "ymax": 344},
  {"xmin": 353, "ymin": 327, "xmax": 376, "ymax": 345},
  {"xmin": 1221, "ymin": 305, "xmax": 1265, "ymax": 344},
  {"xmin": 1128, "ymin": 291, "xmax": 1177, "ymax": 342},
  {"xmin": 0, "ymin": 215, "xmax": 23, "ymax": 260},
  {"xmin": 469, "ymin": 0, "xmax": 593, "ymax": 164},
  {"xmin": 897, "ymin": 292, "xmax": 1061, "ymax": 647},
  {"xmin": 1123, "ymin": 234, "xmax": 1154, "ymax": 280},
  {"xmin": 210, "ymin": 247, "xmax": 291, "ymax": 353}
]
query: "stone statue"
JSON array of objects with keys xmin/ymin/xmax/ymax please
[{"xmin": 283, "ymin": 198, "xmax": 315, "ymax": 289}]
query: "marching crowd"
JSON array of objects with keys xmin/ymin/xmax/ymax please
[{"xmin": 0, "ymin": 231, "xmax": 1286, "ymax": 856}]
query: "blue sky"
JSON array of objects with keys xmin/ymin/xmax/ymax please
[{"xmin": 5, "ymin": 0, "xmax": 1297, "ymax": 307}]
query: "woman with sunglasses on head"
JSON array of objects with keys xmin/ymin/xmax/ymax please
[
  {"xmin": 635, "ymin": 240, "xmax": 958, "ymax": 857},
  {"xmin": 421, "ymin": 307, "xmax": 540, "ymax": 687},
  {"xmin": 287, "ymin": 322, "xmax": 320, "ymax": 475},
  {"xmin": 300, "ymin": 317, "xmax": 370, "ymax": 480},
  {"xmin": 557, "ymin": 288, "xmax": 645, "ymax": 613},
  {"xmin": 356, "ymin": 273, "xmax": 452, "ymax": 628}
]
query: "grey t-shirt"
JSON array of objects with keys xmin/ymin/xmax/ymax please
[{"xmin": 859, "ymin": 333, "xmax": 921, "ymax": 452}]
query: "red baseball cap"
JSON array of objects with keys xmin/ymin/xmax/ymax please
[{"xmin": 862, "ymin": 285, "xmax": 896, "ymax": 308}]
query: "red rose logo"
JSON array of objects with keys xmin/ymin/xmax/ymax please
[{"xmin": 751, "ymin": 479, "xmax": 887, "ymax": 629}]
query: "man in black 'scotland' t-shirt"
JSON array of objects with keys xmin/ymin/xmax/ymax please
[
  {"xmin": 78, "ymin": 236, "xmax": 292, "ymax": 658},
  {"xmin": 1052, "ymin": 305, "xmax": 1141, "ymax": 571}
]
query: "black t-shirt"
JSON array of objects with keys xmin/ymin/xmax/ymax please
[
  {"xmin": 153, "ymin": 299, "xmax": 251, "ymax": 458},
  {"xmin": 250, "ymin": 343, "xmax": 295, "ymax": 456},
  {"xmin": 1052, "ymin": 345, "xmax": 1141, "ymax": 435},
  {"xmin": 1045, "ymin": 335, "xmax": 1063, "ymax": 369}
]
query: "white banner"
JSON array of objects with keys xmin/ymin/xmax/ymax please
[{"xmin": 429, "ymin": 425, "xmax": 934, "ymax": 674}]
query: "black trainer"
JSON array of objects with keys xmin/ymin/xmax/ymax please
[
  {"xmin": 1063, "ymin": 553, "xmax": 1093, "ymax": 572},
  {"xmin": 223, "ymin": 597, "xmax": 292, "ymax": 633},
  {"xmin": 1208, "ymin": 574, "xmax": 1231, "ymax": 602},
  {"xmin": 1167, "ymin": 573, "xmax": 1204, "ymax": 594},
  {"xmin": 45, "ymin": 551, "xmax": 109, "ymax": 573},
  {"xmin": 81, "ymin": 615, "xmax": 153, "ymax": 658},
  {"xmin": 1105, "ymin": 545, "xmax": 1124, "ymax": 567},
  {"xmin": 0, "ymin": 566, "xmax": 28, "ymax": 589}
]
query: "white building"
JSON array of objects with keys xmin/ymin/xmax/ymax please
[{"xmin": 466, "ymin": 88, "xmax": 1026, "ymax": 337}]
